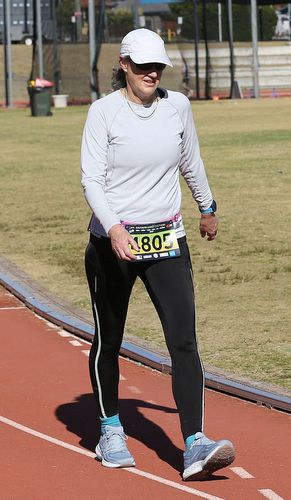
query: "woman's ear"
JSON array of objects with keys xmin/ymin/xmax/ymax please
[{"xmin": 119, "ymin": 56, "xmax": 128, "ymax": 72}]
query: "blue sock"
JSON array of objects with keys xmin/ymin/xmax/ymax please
[
  {"xmin": 185, "ymin": 435, "xmax": 196, "ymax": 449},
  {"xmin": 185, "ymin": 431, "xmax": 204, "ymax": 450},
  {"xmin": 100, "ymin": 414, "xmax": 122, "ymax": 434}
]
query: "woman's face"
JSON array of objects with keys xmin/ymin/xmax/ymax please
[{"xmin": 119, "ymin": 57, "xmax": 165, "ymax": 104}]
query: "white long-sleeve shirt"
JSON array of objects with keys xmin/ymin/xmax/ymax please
[{"xmin": 81, "ymin": 88, "xmax": 213, "ymax": 237}]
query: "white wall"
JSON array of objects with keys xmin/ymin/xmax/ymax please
[{"xmin": 167, "ymin": 43, "xmax": 291, "ymax": 93}]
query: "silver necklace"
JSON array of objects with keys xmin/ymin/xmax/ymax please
[{"xmin": 124, "ymin": 89, "xmax": 159, "ymax": 119}]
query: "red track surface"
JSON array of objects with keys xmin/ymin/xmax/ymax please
[{"xmin": 1, "ymin": 285, "xmax": 290, "ymax": 500}]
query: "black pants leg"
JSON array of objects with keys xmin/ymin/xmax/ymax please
[
  {"xmin": 139, "ymin": 238, "xmax": 204, "ymax": 440},
  {"xmin": 85, "ymin": 234, "xmax": 137, "ymax": 417}
]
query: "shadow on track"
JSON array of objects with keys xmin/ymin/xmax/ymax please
[{"xmin": 55, "ymin": 394, "xmax": 182, "ymax": 472}]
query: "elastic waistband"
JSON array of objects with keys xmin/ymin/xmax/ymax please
[
  {"xmin": 121, "ymin": 212, "xmax": 182, "ymax": 226},
  {"xmin": 89, "ymin": 232, "xmax": 186, "ymax": 245}
]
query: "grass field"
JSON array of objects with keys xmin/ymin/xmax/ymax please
[{"xmin": 0, "ymin": 98, "xmax": 291, "ymax": 392}]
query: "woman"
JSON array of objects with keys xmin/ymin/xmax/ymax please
[{"xmin": 81, "ymin": 28, "xmax": 235, "ymax": 480}]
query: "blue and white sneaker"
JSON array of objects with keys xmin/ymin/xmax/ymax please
[
  {"xmin": 183, "ymin": 432, "xmax": 235, "ymax": 480},
  {"xmin": 95, "ymin": 425, "xmax": 135, "ymax": 468}
]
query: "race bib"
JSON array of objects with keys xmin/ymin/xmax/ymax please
[{"xmin": 124, "ymin": 220, "xmax": 181, "ymax": 261}]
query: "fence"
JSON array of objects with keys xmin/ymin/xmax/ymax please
[{"xmin": 2, "ymin": 39, "xmax": 291, "ymax": 104}]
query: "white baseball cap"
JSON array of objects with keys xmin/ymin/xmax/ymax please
[{"xmin": 120, "ymin": 28, "xmax": 173, "ymax": 67}]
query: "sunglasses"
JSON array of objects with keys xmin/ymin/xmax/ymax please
[{"xmin": 131, "ymin": 60, "xmax": 166, "ymax": 72}]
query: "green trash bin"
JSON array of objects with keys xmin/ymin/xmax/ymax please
[{"xmin": 28, "ymin": 86, "xmax": 52, "ymax": 117}]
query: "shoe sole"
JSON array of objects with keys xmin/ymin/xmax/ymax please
[
  {"xmin": 183, "ymin": 442, "xmax": 235, "ymax": 480},
  {"xmin": 95, "ymin": 444, "xmax": 136, "ymax": 468}
]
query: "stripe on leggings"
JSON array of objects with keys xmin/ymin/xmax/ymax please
[
  {"xmin": 93, "ymin": 275, "xmax": 106, "ymax": 418},
  {"xmin": 190, "ymin": 265, "xmax": 205, "ymax": 432}
]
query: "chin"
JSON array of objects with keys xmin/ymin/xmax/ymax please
[{"xmin": 142, "ymin": 84, "xmax": 158, "ymax": 94}]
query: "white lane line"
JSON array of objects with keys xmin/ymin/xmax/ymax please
[
  {"xmin": 34, "ymin": 314, "xmax": 60, "ymax": 329},
  {"xmin": 0, "ymin": 306, "xmax": 26, "ymax": 310},
  {"xmin": 230, "ymin": 467, "xmax": 254, "ymax": 479},
  {"xmin": 58, "ymin": 331, "xmax": 72, "ymax": 338},
  {"xmin": 0, "ymin": 415, "xmax": 224, "ymax": 500},
  {"xmin": 82, "ymin": 350, "xmax": 90, "ymax": 357},
  {"xmin": 127, "ymin": 386, "xmax": 142, "ymax": 394},
  {"xmin": 34, "ymin": 311, "xmax": 92, "ymax": 348},
  {"xmin": 124, "ymin": 467, "xmax": 224, "ymax": 499},
  {"xmin": 258, "ymin": 489, "xmax": 285, "ymax": 500},
  {"xmin": 33, "ymin": 314, "xmax": 92, "ymax": 342},
  {"xmin": 69, "ymin": 340, "xmax": 83, "ymax": 347},
  {"xmin": 120, "ymin": 374, "xmax": 126, "ymax": 381},
  {"xmin": 0, "ymin": 415, "xmax": 95, "ymax": 457}
]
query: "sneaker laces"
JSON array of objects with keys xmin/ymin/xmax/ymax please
[
  {"xmin": 189, "ymin": 432, "xmax": 214, "ymax": 449},
  {"xmin": 104, "ymin": 428, "xmax": 128, "ymax": 454}
]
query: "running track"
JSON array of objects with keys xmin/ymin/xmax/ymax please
[{"xmin": 1, "ymin": 285, "xmax": 290, "ymax": 500}]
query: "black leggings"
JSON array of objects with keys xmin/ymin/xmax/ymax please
[{"xmin": 85, "ymin": 233, "xmax": 204, "ymax": 439}]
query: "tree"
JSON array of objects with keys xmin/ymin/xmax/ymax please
[
  {"xmin": 107, "ymin": 9, "xmax": 134, "ymax": 40},
  {"xmin": 258, "ymin": 6, "xmax": 277, "ymax": 41},
  {"xmin": 56, "ymin": 0, "xmax": 75, "ymax": 40},
  {"xmin": 57, "ymin": 0, "xmax": 75, "ymax": 27},
  {"xmin": 169, "ymin": 1, "xmax": 277, "ymax": 42}
]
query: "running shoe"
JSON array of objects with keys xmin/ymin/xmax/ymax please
[
  {"xmin": 183, "ymin": 432, "xmax": 235, "ymax": 480},
  {"xmin": 95, "ymin": 425, "xmax": 135, "ymax": 468}
]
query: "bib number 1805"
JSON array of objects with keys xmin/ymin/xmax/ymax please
[
  {"xmin": 124, "ymin": 220, "xmax": 181, "ymax": 260},
  {"xmin": 133, "ymin": 232, "xmax": 173, "ymax": 253}
]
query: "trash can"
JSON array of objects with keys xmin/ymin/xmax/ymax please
[{"xmin": 27, "ymin": 78, "xmax": 54, "ymax": 117}]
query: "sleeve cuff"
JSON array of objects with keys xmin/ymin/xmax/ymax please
[{"xmin": 199, "ymin": 199, "xmax": 217, "ymax": 214}]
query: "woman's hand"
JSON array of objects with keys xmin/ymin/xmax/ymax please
[
  {"xmin": 108, "ymin": 224, "xmax": 140, "ymax": 261},
  {"xmin": 199, "ymin": 214, "xmax": 218, "ymax": 241}
]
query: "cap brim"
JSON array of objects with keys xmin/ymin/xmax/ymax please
[{"xmin": 128, "ymin": 52, "xmax": 173, "ymax": 68}]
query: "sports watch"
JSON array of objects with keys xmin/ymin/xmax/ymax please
[{"xmin": 199, "ymin": 200, "xmax": 217, "ymax": 215}]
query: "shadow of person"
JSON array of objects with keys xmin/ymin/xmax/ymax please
[
  {"xmin": 55, "ymin": 394, "xmax": 182, "ymax": 472},
  {"xmin": 55, "ymin": 393, "xmax": 99, "ymax": 453},
  {"xmin": 120, "ymin": 398, "xmax": 182, "ymax": 472}
]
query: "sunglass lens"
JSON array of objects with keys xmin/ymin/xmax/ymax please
[{"xmin": 134, "ymin": 62, "xmax": 165, "ymax": 72}]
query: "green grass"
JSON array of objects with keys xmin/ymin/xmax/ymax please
[{"xmin": 0, "ymin": 98, "xmax": 291, "ymax": 393}]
